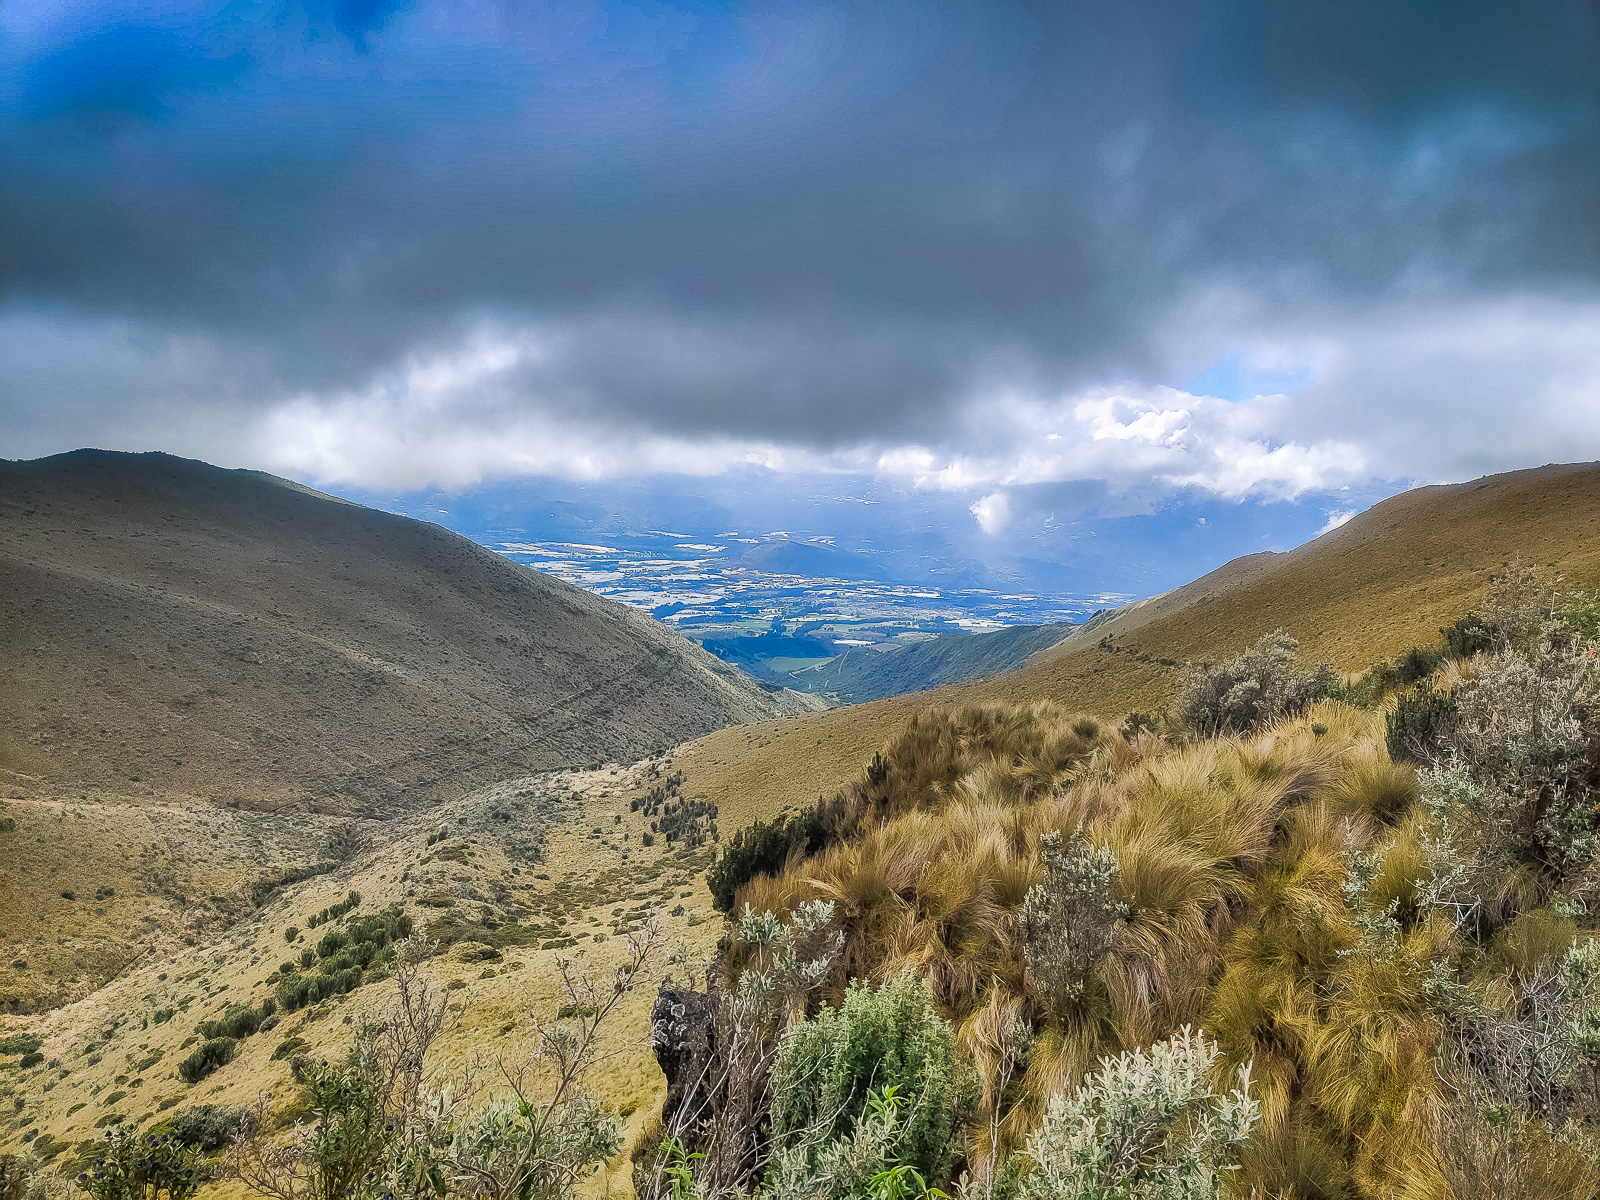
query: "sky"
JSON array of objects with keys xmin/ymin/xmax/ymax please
[{"xmin": 3, "ymin": 1, "xmax": 1599, "ymax": 595}]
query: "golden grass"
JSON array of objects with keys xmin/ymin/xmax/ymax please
[{"xmin": 719, "ymin": 700, "xmax": 1511, "ymax": 1196}]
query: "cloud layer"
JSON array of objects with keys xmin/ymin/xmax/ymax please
[{"xmin": 2, "ymin": 0, "xmax": 1598, "ymax": 523}]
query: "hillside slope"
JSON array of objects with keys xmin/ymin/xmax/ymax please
[
  {"xmin": 673, "ymin": 460, "xmax": 1600, "ymax": 834},
  {"xmin": 789, "ymin": 620, "xmax": 1078, "ymax": 703},
  {"xmin": 0, "ymin": 451, "xmax": 815, "ymax": 817}
]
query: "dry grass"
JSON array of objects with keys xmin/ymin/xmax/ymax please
[
  {"xmin": 720, "ymin": 701, "xmax": 1485, "ymax": 1196},
  {"xmin": 0, "ymin": 759, "xmax": 728, "ymax": 1199}
]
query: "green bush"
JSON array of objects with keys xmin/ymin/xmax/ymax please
[
  {"xmin": 165, "ymin": 1104, "xmax": 254, "ymax": 1152},
  {"xmin": 177, "ymin": 1038, "xmax": 236, "ymax": 1085},
  {"xmin": 1016, "ymin": 1027, "xmax": 1258, "ymax": 1200},
  {"xmin": 197, "ymin": 1006, "xmax": 260, "ymax": 1041},
  {"xmin": 1395, "ymin": 645, "xmax": 1444, "ymax": 685},
  {"xmin": 0, "ymin": 1034, "xmax": 42, "ymax": 1056},
  {"xmin": 707, "ymin": 809, "xmax": 826, "ymax": 913},
  {"xmin": 19, "ymin": 1052, "xmax": 43, "ymax": 1070},
  {"xmin": 74, "ymin": 1127, "xmax": 207, "ymax": 1200},
  {"xmin": 1442, "ymin": 615, "xmax": 1495, "ymax": 660},
  {"xmin": 315, "ymin": 928, "xmax": 349, "ymax": 959},
  {"xmin": 768, "ymin": 973, "xmax": 975, "ymax": 1192}
]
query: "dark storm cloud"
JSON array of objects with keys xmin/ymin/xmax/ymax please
[{"xmin": 1, "ymin": 0, "xmax": 1598, "ymax": 485}]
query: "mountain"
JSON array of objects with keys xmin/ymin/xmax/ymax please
[
  {"xmin": 0, "ymin": 451, "xmax": 817, "ymax": 818},
  {"xmin": 789, "ymin": 621, "xmax": 1079, "ymax": 704}
]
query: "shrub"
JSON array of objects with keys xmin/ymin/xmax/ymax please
[
  {"xmin": 276, "ymin": 976, "xmax": 313, "ymax": 1011},
  {"xmin": 707, "ymin": 810, "xmax": 826, "ymax": 913},
  {"xmin": 315, "ymin": 928, "xmax": 349, "ymax": 960},
  {"xmin": 1021, "ymin": 830, "xmax": 1128, "ymax": 1014},
  {"xmin": 768, "ymin": 973, "xmax": 975, "ymax": 1193},
  {"xmin": 1395, "ymin": 645, "xmax": 1444, "ymax": 685},
  {"xmin": 1178, "ymin": 629, "xmax": 1335, "ymax": 736},
  {"xmin": 18, "ymin": 1052, "xmax": 43, "ymax": 1070},
  {"xmin": 1016, "ymin": 1027, "xmax": 1258, "ymax": 1200},
  {"xmin": 1442, "ymin": 616, "xmax": 1494, "ymax": 660},
  {"xmin": 73, "ymin": 1127, "xmax": 207, "ymax": 1200},
  {"xmin": 0, "ymin": 1035, "xmax": 42, "ymax": 1056},
  {"xmin": 1422, "ymin": 622, "xmax": 1600, "ymax": 881},
  {"xmin": 1386, "ymin": 687, "xmax": 1458, "ymax": 764},
  {"xmin": 177, "ymin": 1038, "xmax": 236, "ymax": 1085},
  {"xmin": 283, "ymin": 927, "xmax": 298, "ymax": 943},
  {"xmin": 197, "ymin": 1006, "xmax": 260, "ymax": 1041},
  {"xmin": 166, "ymin": 1104, "xmax": 255, "ymax": 1152}
]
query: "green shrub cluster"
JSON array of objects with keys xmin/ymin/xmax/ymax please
[
  {"xmin": 176, "ymin": 1038, "xmax": 236, "ymax": 1085},
  {"xmin": 305, "ymin": 890, "xmax": 362, "ymax": 930},
  {"xmin": 274, "ymin": 904, "xmax": 410, "ymax": 1013},
  {"xmin": 768, "ymin": 973, "xmax": 975, "ymax": 1192},
  {"xmin": 0, "ymin": 1034, "xmax": 42, "ymax": 1057},
  {"xmin": 74, "ymin": 1127, "xmax": 207, "ymax": 1200},
  {"xmin": 706, "ymin": 810, "xmax": 826, "ymax": 913},
  {"xmin": 1178, "ymin": 629, "xmax": 1336, "ymax": 736},
  {"xmin": 163, "ymin": 1104, "xmax": 255, "ymax": 1152}
]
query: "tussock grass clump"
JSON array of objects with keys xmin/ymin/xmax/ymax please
[{"xmin": 702, "ymin": 677, "xmax": 1600, "ymax": 1198}]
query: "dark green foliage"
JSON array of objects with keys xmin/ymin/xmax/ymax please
[
  {"xmin": 315, "ymin": 928, "xmax": 349, "ymax": 959},
  {"xmin": 768, "ymin": 973, "xmax": 976, "ymax": 1189},
  {"xmin": 1442, "ymin": 615, "xmax": 1495, "ymax": 660},
  {"xmin": 19, "ymin": 1052, "xmax": 43, "ymax": 1070},
  {"xmin": 60, "ymin": 891, "xmax": 76, "ymax": 901},
  {"xmin": 284, "ymin": 927, "xmax": 298, "ymax": 943},
  {"xmin": 306, "ymin": 890, "xmax": 362, "ymax": 930},
  {"xmin": 1386, "ymin": 687, "xmax": 1459, "ymax": 764},
  {"xmin": 707, "ymin": 809, "xmax": 826, "ymax": 912},
  {"xmin": 1395, "ymin": 645, "xmax": 1443, "ymax": 685},
  {"xmin": 0, "ymin": 1034, "xmax": 42, "ymax": 1056},
  {"xmin": 164, "ymin": 1104, "xmax": 254, "ymax": 1152},
  {"xmin": 197, "ymin": 1006, "xmax": 261, "ymax": 1041},
  {"xmin": 275, "ymin": 976, "xmax": 313, "ymax": 1011},
  {"xmin": 177, "ymin": 1038, "xmax": 236, "ymax": 1085},
  {"xmin": 0, "ymin": 818, "xmax": 15, "ymax": 833},
  {"xmin": 74, "ymin": 1127, "xmax": 207, "ymax": 1200}
]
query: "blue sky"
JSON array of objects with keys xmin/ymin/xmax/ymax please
[{"xmin": 3, "ymin": 1, "xmax": 1599, "ymax": 598}]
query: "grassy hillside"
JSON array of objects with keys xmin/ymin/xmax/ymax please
[
  {"xmin": 787, "ymin": 621, "xmax": 1078, "ymax": 704},
  {"xmin": 675, "ymin": 461, "xmax": 1600, "ymax": 830},
  {"xmin": 0, "ymin": 450, "xmax": 814, "ymax": 816},
  {"xmin": 6, "ymin": 459, "xmax": 1600, "ymax": 1200},
  {"xmin": 0, "ymin": 450, "xmax": 817, "ymax": 1009}
]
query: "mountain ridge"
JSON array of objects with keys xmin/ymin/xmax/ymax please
[{"xmin": 0, "ymin": 449, "xmax": 817, "ymax": 816}]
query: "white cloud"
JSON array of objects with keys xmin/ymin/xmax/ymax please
[
  {"xmin": 969, "ymin": 491, "xmax": 1013, "ymax": 534},
  {"xmin": 6, "ymin": 289, "xmax": 1600, "ymax": 514},
  {"xmin": 1317, "ymin": 508, "xmax": 1359, "ymax": 535}
]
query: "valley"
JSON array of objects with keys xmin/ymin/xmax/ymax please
[{"xmin": 6, "ymin": 455, "xmax": 1600, "ymax": 1199}]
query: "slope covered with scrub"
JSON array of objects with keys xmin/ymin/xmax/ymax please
[
  {"xmin": 664, "ymin": 573, "xmax": 1600, "ymax": 1199},
  {"xmin": 673, "ymin": 461, "xmax": 1600, "ymax": 837}
]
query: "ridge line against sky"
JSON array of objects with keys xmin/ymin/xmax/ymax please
[{"xmin": 1, "ymin": 0, "xmax": 1598, "ymax": 562}]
